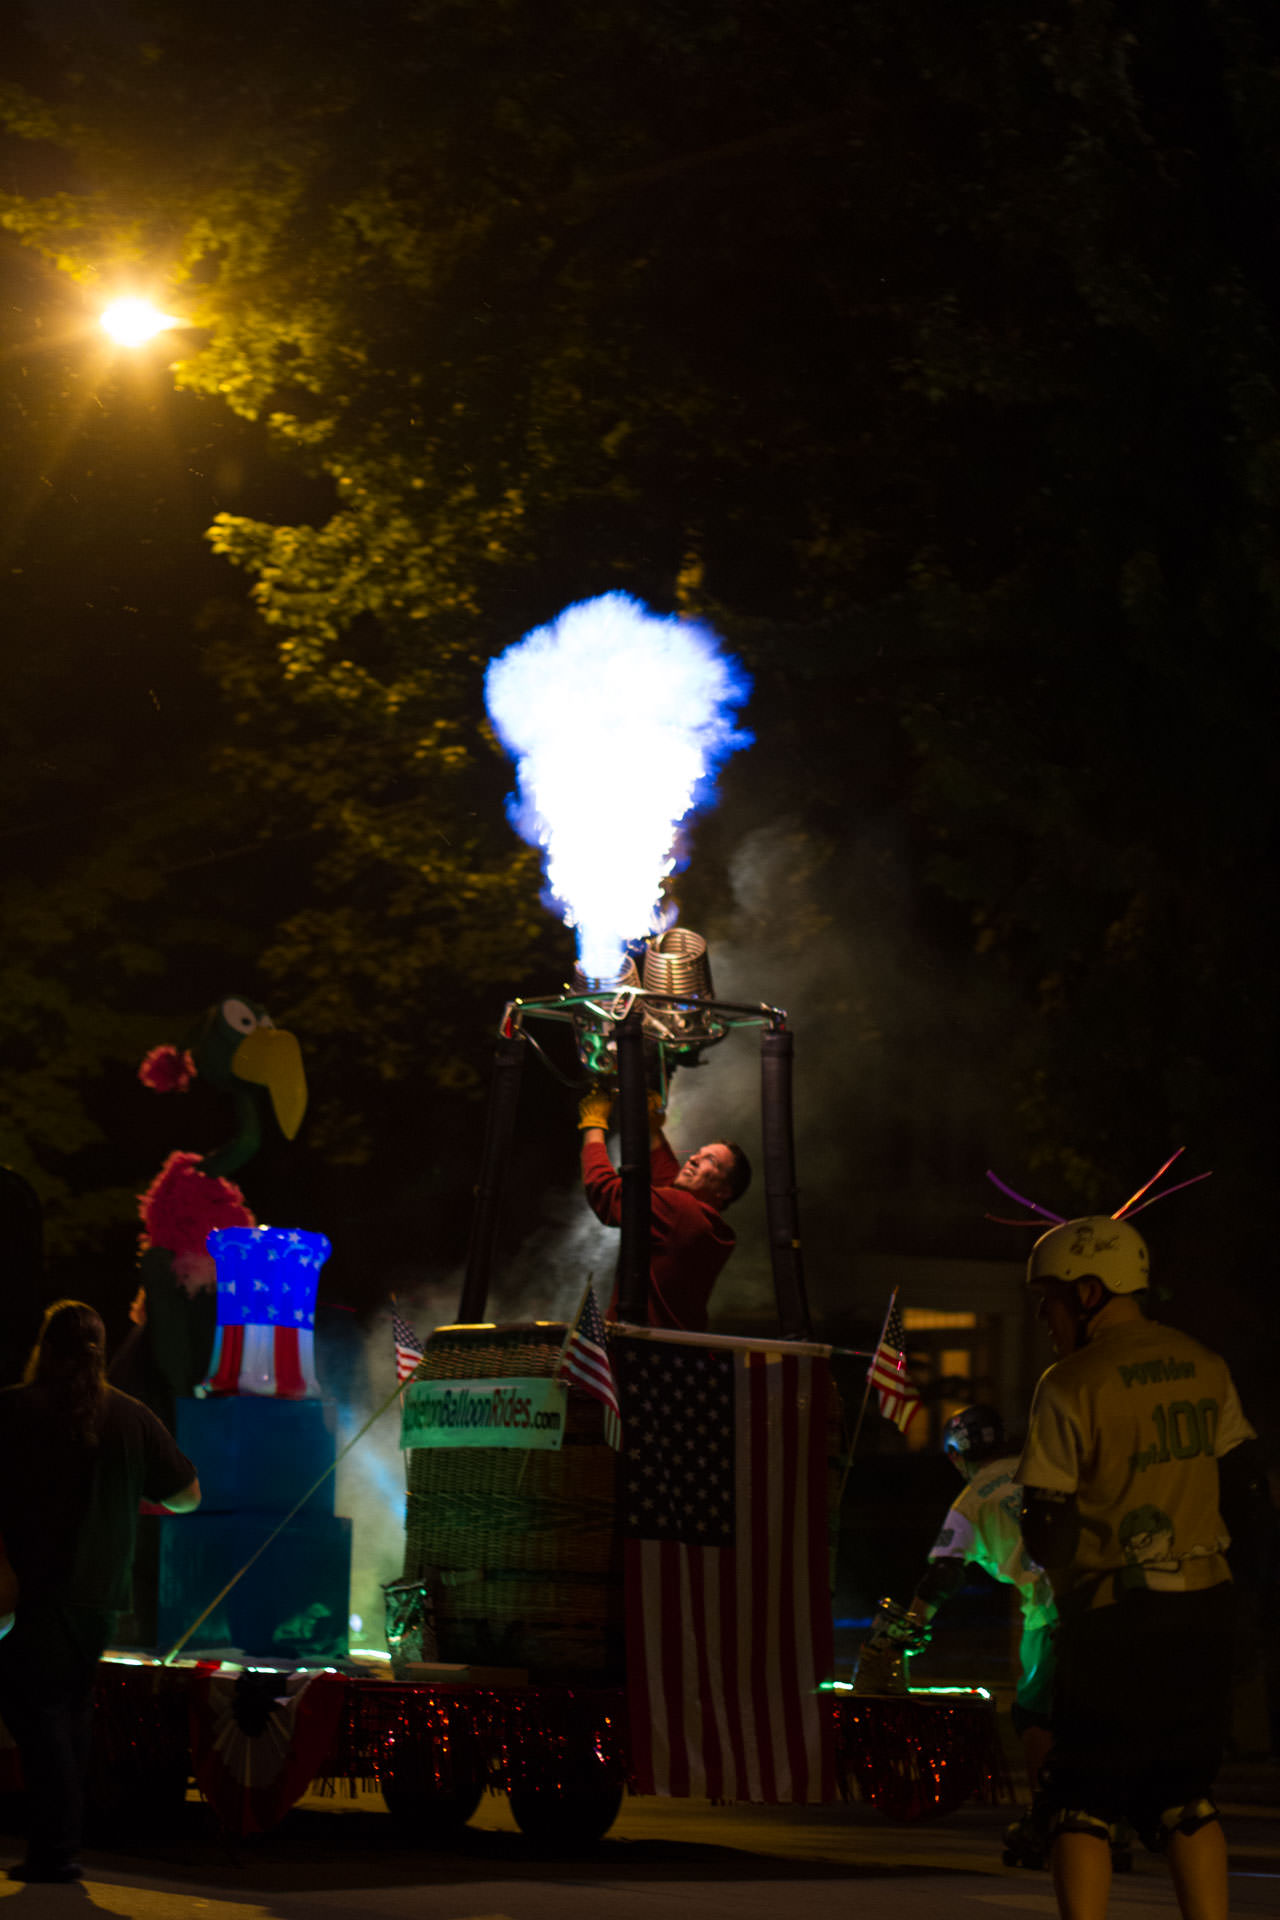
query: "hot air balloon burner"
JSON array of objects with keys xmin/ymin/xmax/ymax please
[{"xmin": 565, "ymin": 929, "xmax": 721, "ymax": 1077}]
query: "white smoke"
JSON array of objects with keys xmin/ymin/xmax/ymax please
[{"xmin": 484, "ymin": 593, "xmax": 752, "ymax": 979}]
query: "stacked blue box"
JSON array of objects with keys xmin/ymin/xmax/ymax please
[
  {"xmin": 156, "ymin": 1508, "xmax": 352, "ymax": 1662},
  {"xmin": 175, "ymin": 1397, "xmax": 336, "ymax": 1513},
  {"xmin": 156, "ymin": 1397, "xmax": 352, "ymax": 1660}
]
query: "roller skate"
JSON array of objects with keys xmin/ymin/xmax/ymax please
[{"xmin": 1002, "ymin": 1807, "xmax": 1050, "ymax": 1870}]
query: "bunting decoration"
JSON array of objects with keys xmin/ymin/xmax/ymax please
[{"xmin": 188, "ymin": 1668, "xmax": 346, "ymax": 1836}]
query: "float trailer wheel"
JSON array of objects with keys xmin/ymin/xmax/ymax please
[
  {"xmin": 507, "ymin": 1780, "xmax": 623, "ymax": 1851},
  {"xmin": 380, "ymin": 1770, "xmax": 484, "ymax": 1846}
]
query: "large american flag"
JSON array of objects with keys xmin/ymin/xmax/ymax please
[
  {"xmin": 616, "ymin": 1335, "xmax": 834, "ymax": 1802},
  {"xmin": 392, "ymin": 1307, "xmax": 424, "ymax": 1385},
  {"xmin": 558, "ymin": 1285, "xmax": 622, "ymax": 1449},
  {"xmin": 868, "ymin": 1298, "xmax": 920, "ymax": 1432}
]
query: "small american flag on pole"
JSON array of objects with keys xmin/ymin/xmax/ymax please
[
  {"xmin": 616, "ymin": 1336, "xmax": 834, "ymax": 1802},
  {"xmin": 558, "ymin": 1284, "xmax": 622, "ymax": 1449},
  {"xmin": 868, "ymin": 1298, "xmax": 920, "ymax": 1433},
  {"xmin": 392, "ymin": 1306, "xmax": 424, "ymax": 1386}
]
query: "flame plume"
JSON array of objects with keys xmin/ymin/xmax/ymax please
[{"xmin": 485, "ymin": 594, "xmax": 753, "ymax": 980}]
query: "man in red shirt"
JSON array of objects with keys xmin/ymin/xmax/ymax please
[{"xmin": 578, "ymin": 1088, "xmax": 750, "ymax": 1331}]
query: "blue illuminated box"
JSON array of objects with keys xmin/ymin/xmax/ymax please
[
  {"xmin": 156, "ymin": 1510, "xmax": 352, "ymax": 1662},
  {"xmin": 175, "ymin": 1396, "xmax": 335, "ymax": 1515}
]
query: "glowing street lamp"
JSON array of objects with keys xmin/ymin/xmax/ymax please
[{"xmin": 99, "ymin": 297, "xmax": 185, "ymax": 347}]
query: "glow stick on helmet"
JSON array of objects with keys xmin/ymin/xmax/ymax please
[
  {"xmin": 1112, "ymin": 1147, "xmax": 1184, "ymax": 1218},
  {"xmin": 984, "ymin": 1169, "xmax": 1065, "ymax": 1224},
  {"xmin": 987, "ymin": 1152, "xmax": 1211, "ymax": 1234}
]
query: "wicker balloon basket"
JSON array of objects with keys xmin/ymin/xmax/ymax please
[
  {"xmin": 397, "ymin": 1323, "xmax": 847, "ymax": 1689},
  {"xmin": 399, "ymin": 1324, "xmax": 624, "ymax": 1684}
]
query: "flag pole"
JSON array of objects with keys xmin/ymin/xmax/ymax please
[{"xmin": 835, "ymin": 1286, "xmax": 899, "ymax": 1516}]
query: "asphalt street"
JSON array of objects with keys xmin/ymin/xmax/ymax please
[{"xmin": 0, "ymin": 1769, "xmax": 1275, "ymax": 1920}]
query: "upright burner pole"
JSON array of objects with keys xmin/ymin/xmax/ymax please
[
  {"xmin": 614, "ymin": 1007, "xmax": 652, "ymax": 1324},
  {"xmin": 761, "ymin": 1025, "xmax": 812, "ymax": 1340},
  {"xmin": 456, "ymin": 1030, "xmax": 527, "ymax": 1322}
]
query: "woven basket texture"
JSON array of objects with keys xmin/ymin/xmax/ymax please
[{"xmin": 402, "ymin": 1324, "xmax": 623, "ymax": 1681}]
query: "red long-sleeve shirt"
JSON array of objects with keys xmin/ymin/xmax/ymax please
[{"xmin": 581, "ymin": 1136, "xmax": 735, "ymax": 1333}]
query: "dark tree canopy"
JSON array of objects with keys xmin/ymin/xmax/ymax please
[{"xmin": 1, "ymin": 0, "xmax": 1278, "ymax": 1330}]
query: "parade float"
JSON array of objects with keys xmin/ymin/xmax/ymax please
[{"xmin": 60, "ymin": 597, "xmax": 1006, "ymax": 1844}]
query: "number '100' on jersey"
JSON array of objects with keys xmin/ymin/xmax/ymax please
[{"xmin": 1016, "ymin": 1318, "xmax": 1254, "ymax": 1606}]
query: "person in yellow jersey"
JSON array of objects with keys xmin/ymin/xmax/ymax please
[{"xmin": 1017, "ymin": 1214, "xmax": 1260, "ymax": 1920}]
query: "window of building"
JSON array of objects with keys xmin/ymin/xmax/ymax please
[{"xmin": 899, "ymin": 1308, "xmax": 998, "ymax": 1452}]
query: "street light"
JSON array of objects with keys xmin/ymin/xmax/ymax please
[{"xmin": 99, "ymin": 297, "xmax": 185, "ymax": 347}]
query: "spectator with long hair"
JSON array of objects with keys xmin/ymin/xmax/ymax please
[{"xmin": 0, "ymin": 1300, "xmax": 199, "ymax": 1883}]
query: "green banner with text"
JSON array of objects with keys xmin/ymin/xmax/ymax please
[{"xmin": 400, "ymin": 1375, "xmax": 567, "ymax": 1451}]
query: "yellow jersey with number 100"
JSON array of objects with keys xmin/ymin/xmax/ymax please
[{"xmin": 1015, "ymin": 1317, "xmax": 1254, "ymax": 1606}]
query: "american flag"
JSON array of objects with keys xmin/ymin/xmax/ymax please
[
  {"xmin": 558, "ymin": 1285, "xmax": 622, "ymax": 1449},
  {"xmin": 392, "ymin": 1307, "xmax": 424, "ymax": 1385},
  {"xmin": 616, "ymin": 1336, "xmax": 835, "ymax": 1802},
  {"xmin": 869, "ymin": 1298, "xmax": 920, "ymax": 1432}
]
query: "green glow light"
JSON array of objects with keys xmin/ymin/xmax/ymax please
[{"xmin": 817, "ymin": 1680, "xmax": 992, "ymax": 1701}]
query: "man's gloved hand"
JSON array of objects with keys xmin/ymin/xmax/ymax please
[
  {"xmin": 646, "ymin": 1090, "xmax": 667, "ymax": 1130},
  {"xmin": 578, "ymin": 1087, "xmax": 614, "ymax": 1132}
]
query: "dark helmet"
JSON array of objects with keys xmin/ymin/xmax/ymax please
[{"xmin": 942, "ymin": 1403, "xmax": 1004, "ymax": 1465}]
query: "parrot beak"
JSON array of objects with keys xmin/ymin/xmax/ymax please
[{"xmin": 232, "ymin": 1027, "xmax": 308, "ymax": 1139}]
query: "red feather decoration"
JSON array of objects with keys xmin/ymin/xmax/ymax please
[
  {"xmin": 138, "ymin": 1045, "xmax": 196, "ymax": 1094},
  {"xmin": 138, "ymin": 1151, "xmax": 255, "ymax": 1295}
]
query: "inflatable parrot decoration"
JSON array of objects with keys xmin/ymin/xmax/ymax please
[{"xmin": 135, "ymin": 995, "xmax": 307, "ymax": 1424}]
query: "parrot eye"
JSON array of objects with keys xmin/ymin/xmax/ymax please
[{"xmin": 221, "ymin": 998, "xmax": 258, "ymax": 1035}]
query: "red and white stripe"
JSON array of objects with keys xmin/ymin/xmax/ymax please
[
  {"xmin": 558, "ymin": 1286, "xmax": 622, "ymax": 1449},
  {"xmin": 625, "ymin": 1350, "xmax": 834, "ymax": 1802},
  {"xmin": 204, "ymin": 1324, "xmax": 320, "ymax": 1398},
  {"xmin": 868, "ymin": 1302, "xmax": 921, "ymax": 1433}
]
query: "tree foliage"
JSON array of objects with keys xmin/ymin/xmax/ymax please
[{"xmin": 2, "ymin": 0, "xmax": 1279, "ymax": 1292}]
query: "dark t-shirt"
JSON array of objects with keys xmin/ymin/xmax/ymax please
[{"xmin": 0, "ymin": 1383, "xmax": 195, "ymax": 1611}]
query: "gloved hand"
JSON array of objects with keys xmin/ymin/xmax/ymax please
[
  {"xmin": 866, "ymin": 1596, "xmax": 931, "ymax": 1653},
  {"xmin": 646, "ymin": 1090, "xmax": 667, "ymax": 1130},
  {"xmin": 578, "ymin": 1087, "xmax": 614, "ymax": 1132}
]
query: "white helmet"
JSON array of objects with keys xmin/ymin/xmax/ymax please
[{"xmin": 1027, "ymin": 1215, "xmax": 1150, "ymax": 1295}]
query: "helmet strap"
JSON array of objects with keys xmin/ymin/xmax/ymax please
[{"xmin": 1070, "ymin": 1279, "xmax": 1108, "ymax": 1346}]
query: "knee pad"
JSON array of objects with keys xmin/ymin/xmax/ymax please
[
  {"xmin": 1141, "ymin": 1796, "xmax": 1220, "ymax": 1854},
  {"xmin": 1047, "ymin": 1808, "xmax": 1112, "ymax": 1846}
]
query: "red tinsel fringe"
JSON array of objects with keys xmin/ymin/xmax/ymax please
[
  {"xmin": 832, "ymin": 1695, "xmax": 1012, "ymax": 1821},
  {"xmin": 333, "ymin": 1682, "xmax": 630, "ymax": 1804},
  {"xmin": 90, "ymin": 1666, "xmax": 1008, "ymax": 1832}
]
